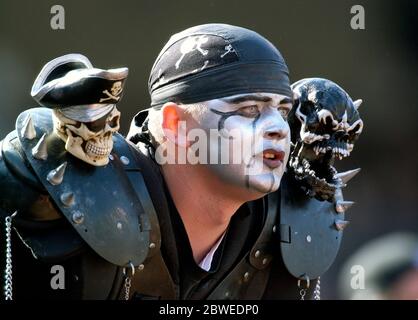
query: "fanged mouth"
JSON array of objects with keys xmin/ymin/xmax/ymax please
[
  {"xmin": 311, "ymin": 141, "xmax": 354, "ymax": 160},
  {"xmin": 85, "ymin": 141, "xmax": 111, "ymax": 156}
]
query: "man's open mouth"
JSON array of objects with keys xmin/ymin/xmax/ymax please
[{"xmin": 262, "ymin": 149, "xmax": 285, "ymax": 169}]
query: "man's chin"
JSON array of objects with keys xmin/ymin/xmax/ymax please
[{"xmin": 247, "ymin": 173, "xmax": 282, "ymax": 195}]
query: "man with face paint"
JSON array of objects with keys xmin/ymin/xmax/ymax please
[{"xmin": 125, "ymin": 23, "xmax": 314, "ymax": 299}]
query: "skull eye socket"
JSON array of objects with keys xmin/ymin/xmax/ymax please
[
  {"xmin": 108, "ymin": 115, "xmax": 120, "ymax": 128},
  {"xmin": 85, "ymin": 113, "xmax": 109, "ymax": 132},
  {"xmin": 324, "ymin": 115, "xmax": 334, "ymax": 126}
]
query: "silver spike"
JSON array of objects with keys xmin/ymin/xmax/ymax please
[
  {"xmin": 21, "ymin": 115, "xmax": 36, "ymax": 140},
  {"xmin": 47, "ymin": 162, "xmax": 67, "ymax": 185},
  {"xmin": 353, "ymin": 99, "xmax": 363, "ymax": 110},
  {"xmin": 335, "ymin": 168, "xmax": 361, "ymax": 185},
  {"xmin": 334, "ymin": 219, "xmax": 350, "ymax": 231},
  {"xmin": 60, "ymin": 192, "xmax": 75, "ymax": 207},
  {"xmin": 335, "ymin": 200, "xmax": 355, "ymax": 213},
  {"xmin": 31, "ymin": 133, "xmax": 48, "ymax": 160}
]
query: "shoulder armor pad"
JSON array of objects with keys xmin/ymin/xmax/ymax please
[
  {"xmin": 15, "ymin": 107, "xmax": 151, "ymax": 267},
  {"xmin": 279, "ymin": 173, "xmax": 344, "ymax": 280},
  {"xmin": 1, "ymin": 130, "xmax": 43, "ymax": 191}
]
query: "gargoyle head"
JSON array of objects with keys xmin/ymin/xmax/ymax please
[{"xmin": 287, "ymin": 78, "xmax": 363, "ymax": 200}]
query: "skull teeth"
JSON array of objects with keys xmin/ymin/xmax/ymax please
[{"xmin": 85, "ymin": 141, "xmax": 111, "ymax": 156}]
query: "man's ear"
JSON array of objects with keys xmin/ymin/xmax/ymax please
[{"xmin": 161, "ymin": 102, "xmax": 189, "ymax": 148}]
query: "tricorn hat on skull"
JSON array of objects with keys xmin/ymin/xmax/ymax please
[{"xmin": 31, "ymin": 53, "xmax": 128, "ymax": 122}]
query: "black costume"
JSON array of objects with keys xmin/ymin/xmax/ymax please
[{"xmin": 0, "ymin": 24, "xmax": 362, "ymax": 300}]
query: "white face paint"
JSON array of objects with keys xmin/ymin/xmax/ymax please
[{"xmin": 193, "ymin": 92, "xmax": 291, "ymax": 195}]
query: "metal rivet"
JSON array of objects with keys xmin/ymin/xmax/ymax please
[
  {"xmin": 254, "ymin": 250, "xmax": 261, "ymax": 258},
  {"xmin": 21, "ymin": 115, "xmax": 36, "ymax": 140},
  {"xmin": 60, "ymin": 192, "xmax": 75, "ymax": 207},
  {"xmin": 306, "ymin": 235, "xmax": 312, "ymax": 243},
  {"xmin": 109, "ymin": 154, "xmax": 114, "ymax": 161},
  {"xmin": 225, "ymin": 291, "xmax": 230, "ymax": 297},
  {"xmin": 138, "ymin": 264, "xmax": 144, "ymax": 271},
  {"xmin": 72, "ymin": 211, "xmax": 84, "ymax": 224},
  {"xmin": 149, "ymin": 242, "xmax": 156, "ymax": 249},
  {"xmin": 334, "ymin": 219, "xmax": 350, "ymax": 231},
  {"xmin": 117, "ymin": 222, "xmax": 122, "ymax": 230},
  {"xmin": 32, "ymin": 133, "xmax": 48, "ymax": 160},
  {"xmin": 120, "ymin": 156, "xmax": 130, "ymax": 165},
  {"xmin": 335, "ymin": 200, "xmax": 355, "ymax": 214},
  {"xmin": 47, "ymin": 162, "xmax": 67, "ymax": 185},
  {"xmin": 272, "ymin": 225, "xmax": 276, "ymax": 233},
  {"xmin": 262, "ymin": 258, "xmax": 268, "ymax": 265},
  {"xmin": 243, "ymin": 272, "xmax": 250, "ymax": 281}
]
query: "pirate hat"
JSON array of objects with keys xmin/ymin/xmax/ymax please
[{"xmin": 31, "ymin": 53, "xmax": 128, "ymax": 122}]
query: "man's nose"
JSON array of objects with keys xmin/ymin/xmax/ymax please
[
  {"xmin": 259, "ymin": 107, "xmax": 289, "ymax": 140},
  {"xmin": 262, "ymin": 114, "xmax": 289, "ymax": 140},
  {"xmin": 263, "ymin": 125, "xmax": 289, "ymax": 140}
]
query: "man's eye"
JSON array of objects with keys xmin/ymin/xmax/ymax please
[
  {"xmin": 278, "ymin": 107, "xmax": 289, "ymax": 120},
  {"xmin": 239, "ymin": 105, "xmax": 259, "ymax": 118}
]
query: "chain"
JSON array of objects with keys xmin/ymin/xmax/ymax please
[
  {"xmin": 299, "ymin": 288, "xmax": 307, "ymax": 300},
  {"xmin": 124, "ymin": 276, "xmax": 132, "ymax": 300},
  {"xmin": 122, "ymin": 262, "xmax": 135, "ymax": 300},
  {"xmin": 313, "ymin": 277, "xmax": 321, "ymax": 300},
  {"xmin": 4, "ymin": 211, "xmax": 17, "ymax": 300},
  {"xmin": 297, "ymin": 275, "xmax": 310, "ymax": 301}
]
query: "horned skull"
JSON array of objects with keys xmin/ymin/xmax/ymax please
[
  {"xmin": 287, "ymin": 78, "xmax": 363, "ymax": 201},
  {"xmin": 52, "ymin": 107, "xmax": 121, "ymax": 166}
]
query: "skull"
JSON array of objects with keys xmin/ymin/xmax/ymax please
[
  {"xmin": 52, "ymin": 107, "xmax": 121, "ymax": 166},
  {"xmin": 287, "ymin": 78, "xmax": 363, "ymax": 200},
  {"xmin": 110, "ymin": 81, "xmax": 122, "ymax": 96}
]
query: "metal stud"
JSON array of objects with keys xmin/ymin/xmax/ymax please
[
  {"xmin": 243, "ymin": 272, "xmax": 250, "ymax": 281},
  {"xmin": 262, "ymin": 258, "xmax": 268, "ymax": 265},
  {"xmin": 138, "ymin": 264, "xmax": 144, "ymax": 271},
  {"xmin": 117, "ymin": 222, "xmax": 122, "ymax": 230},
  {"xmin": 21, "ymin": 115, "xmax": 36, "ymax": 140},
  {"xmin": 60, "ymin": 192, "xmax": 75, "ymax": 207},
  {"xmin": 254, "ymin": 250, "xmax": 261, "ymax": 258},
  {"xmin": 109, "ymin": 154, "xmax": 114, "ymax": 161},
  {"xmin": 149, "ymin": 242, "xmax": 156, "ymax": 249},
  {"xmin": 72, "ymin": 211, "xmax": 84, "ymax": 224},
  {"xmin": 120, "ymin": 156, "xmax": 130, "ymax": 165},
  {"xmin": 335, "ymin": 200, "xmax": 355, "ymax": 213},
  {"xmin": 272, "ymin": 225, "xmax": 277, "ymax": 233},
  {"xmin": 32, "ymin": 133, "xmax": 48, "ymax": 160},
  {"xmin": 47, "ymin": 162, "xmax": 67, "ymax": 185},
  {"xmin": 335, "ymin": 168, "xmax": 361, "ymax": 185},
  {"xmin": 334, "ymin": 219, "xmax": 350, "ymax": 231},
  {"xmin": 306, "ymin": 235, "xmax": 312, "ymax": 243}
]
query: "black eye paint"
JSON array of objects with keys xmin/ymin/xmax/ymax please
[
  {"xmin": 210, "ymin": 107, "xmax": 259, "ymax": 132},
  {"xmin": 210, "ymin": 107, "xmax": 277, "ymax": 192}
]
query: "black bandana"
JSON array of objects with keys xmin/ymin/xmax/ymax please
[{"xmin": 148, "ymin": 23, "xmax": 291, "ymax": 108}]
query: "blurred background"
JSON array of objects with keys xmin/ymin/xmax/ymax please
[{"xmin": 0, "ymin": 0, "xmax": 417, "ymax": 299}]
